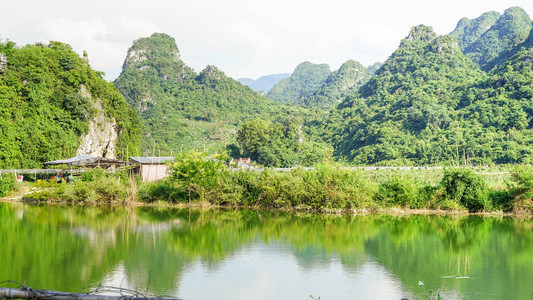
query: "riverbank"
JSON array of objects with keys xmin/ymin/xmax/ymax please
[{"xmin": 4, "ymin": 162, "xmax": 533, "ymax": 216}]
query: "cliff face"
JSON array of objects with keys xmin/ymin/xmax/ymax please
[{"xmin": 76, "ymin": 85, "xmax": 118, "ymax": 158}]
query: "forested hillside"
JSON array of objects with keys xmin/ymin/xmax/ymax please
[
  {"xmin": 0, "ymin": 41, "xmax": 140, "ymax": 168},
  {"xmin": 319, "ymin": 21, "xmax": 533, "ymax": 166},
  {"xmin": 114, "ymin": 33, "xmax": 301, "ymax": 155}
]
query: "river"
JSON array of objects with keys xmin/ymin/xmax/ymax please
[{"xmin": 1, "ymin": 203, "xmax": 532, "ymax": 299}]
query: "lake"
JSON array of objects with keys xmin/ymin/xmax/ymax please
[{"xmin": 1, "ymin": 202, "xmax": 532, "ymax": 299}]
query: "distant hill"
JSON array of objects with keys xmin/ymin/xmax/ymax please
[
  {"xmin": 367, "ymin": 62, "xmax": 383, "ymax": 76},
  {"xmin": 237, "ymin": 73, "xmax": 291, "ymax": 93},
  {"xmin": 304, "ymin": 60, "xmax": 370, "ymax": 108},
  {"xmin": 266, "ymin": 62, "xmax": 331, "ymax": 104},
  {"xmin": 456, "ymin": 7, "xmax": 532, "ymax": 71},
  {"xmin": 114, "ymin": 33, "xmax": 290, "ymax": 155}
]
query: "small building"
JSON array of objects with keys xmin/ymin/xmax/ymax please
[
  {"xmin": 129, "ymin": 157, "xmax": 174, "ymax": 182},
  {"xmin": 229, "ymin": 158, "xmax": 252, "ymax": 168}
]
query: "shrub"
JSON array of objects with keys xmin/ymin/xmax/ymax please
[
  {"xmin": 0, "ymin": 173, "xmax": 17, "ymax": 197},
  {"xmin": 508, "ymin": 166, "xmax": 533, "ymax": 212},
  {"xmin": 440, "ymin": 169, "xmax": 489, "ymax": 212},
  {"xmin": 374, "ymin": 176, "xmax": 417, "ymax": 208}
]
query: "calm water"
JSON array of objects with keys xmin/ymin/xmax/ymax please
[{"xmin": 1, "ymin": 203, "xmax": 532, "ymax": 299}]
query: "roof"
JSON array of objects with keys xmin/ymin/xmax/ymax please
[
  {"xmin": 129, "ymin": 157, "xmax": 175, "ymax": 164},
  {"xmin": 43, "ymin": 155, "xmax": 126, "ymax": 167}
]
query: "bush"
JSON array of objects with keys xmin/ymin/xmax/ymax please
[
  {"xmin": 0, "ymin": 173, "xmax": 17, "ymax": 197},
  {"xmin": 441, "ymin": 169, "xmax": 489, "ymax": 212},
  {"xmin": 412, "ymin": 185, "xmax": 439, "ymax": 209},
  {"xmin": 374, "ymin": 176, "xmax": 417, "ymax": 208},
  {"xmin": 508, "ymin": 166, "xmax": 533, "ymax": 212}
]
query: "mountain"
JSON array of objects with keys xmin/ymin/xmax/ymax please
[
  {"xmin": 266, "ymin": 62, "xmax": 331, "ymax": 104},
  {"xmin": 114, "ymin": 33, "xmax": 288, "ymax": 155},
  {"xmin": 459, "ymin": 7, "xmax": 532, "ymax": 71},
  {"xmin": 0, "ymin": 41, "xmax": 140, "ymax": 168},
  {"xmin": 332, "ymin": 25, "xmax": 485, "ymax": 165},
  {"xmin": 450, "ymin": 11, "xmax": 500, "ymax": 50},
  {"xmin": 367, "ymin": 62, "xmax": 383, "ymax": 76},
  {"xmin": 304, "ymin": 60, "xmax": 371, "ymax": 108},
  {"xmin": 237, "ymin": 73, "xmax": 291, "ymax": 93}
]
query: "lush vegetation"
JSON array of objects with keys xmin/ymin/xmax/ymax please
[
  {"xmin": 0, "ymin": 41, "xmax": 140, "ymax": 168},
  {"xmin": 233, "ymin": 119, "xmax": 332, "ymax": 167},
  {"xmin": 266, "ymin": 61, "xmax": 331, "ymax": 104},
  {"xmin": 132, "ymin": 152, "xmax": 532, "ymax": 214},
  {"xmin": 0, "ymin": 173, "xmax": 16, "ymax": 197},
  {"xmin": 307, "ymin": 22, "xmax": 533, "ymax": 166},
  {"xmin": 24, "ymin": 168, "xmax": 137, "ymax": 204},
  {"xmin": 114, "ymin": 33, "xmax": 298, "ymax": 155}
]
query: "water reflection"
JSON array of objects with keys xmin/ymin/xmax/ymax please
[{"xmin": 1, "ymin": 203, "xmax": 532, "ymax": 299}]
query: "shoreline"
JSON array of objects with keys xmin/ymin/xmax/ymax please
[{"xmin": 1, "ymin": 194, "xmax": 530, "ymax": 218}]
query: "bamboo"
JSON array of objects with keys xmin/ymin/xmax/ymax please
[{"xmin": 0, "ymin": 288, "xmax": 179, "ymax": 300}]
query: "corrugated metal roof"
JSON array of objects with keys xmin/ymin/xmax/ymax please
[
  {"xmin": 44, "ymin": 155, "xmax": 125, "ymax": 166},
  {"xmin": 129, "ymin": 157, "xmax": 175, "ymax": 164}
]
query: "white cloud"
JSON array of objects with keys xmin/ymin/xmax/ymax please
[{"xmin": 1, "ymin": 0, "xmax": 533, "ymax": 80}]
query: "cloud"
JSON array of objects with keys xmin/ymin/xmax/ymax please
[
  {"xmin": 2, "ymin": 0, "xmax": 533, "ymax": 80},
  {"xmin": 34, "ymin": 17, "xmax": 160, "ymax": 79}
]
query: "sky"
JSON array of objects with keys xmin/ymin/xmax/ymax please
[{"xmin": 2, "ymin": 1, "xmax": 532, "ymax": 81}]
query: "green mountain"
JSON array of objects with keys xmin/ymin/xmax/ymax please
[
  {"xmin": 450, "ymin": 11, "xmax": 501, "ymax": 50},
  {"xmin": 461, "ymin": 7, "xmax": 532, "ymax": 71},
  {"xmin": 237, "ymin": 73, "xmax": 291, "ymax": 93},
  {"xmin": 266, "ymin": 62, "xmax": 331, "ymax": 104},
  {"xmin": 0, "ymin": 41, "xmax": 140, "ymax": 168},
  {"xmin": 114, "ymin": 33, "xmax": 288, "ymax": 155},
  {"xmin": 332, "ymin": 25, "xmax": 485, "ymax": 165},
  {"xmin": 304, "ymin": 60, "xmax": 370, "ymax": 108}
]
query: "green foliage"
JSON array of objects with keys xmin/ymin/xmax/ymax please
[
  {"xmin": 0, "ymin": 173, "xmax": 16, "ymax": 197},
  {"xmin": 374, "ymin": 176, "xmax": 418, "ymax": 207},
  {"xmin": 25, "ymin": 169, "xmax": 133, "ymax": 203},
  {"xmin": 330, "ymin": 25, "xmax": 485, "ymax": 165},
  {"xmin": 267, "ymin": 61, "xmax": 331, "ymax": 104},
  {"xmin": 440, "ymin": 169, "xmax": 489, "ymax": 212},
  {"xmin": 0, "ymin": 40, "xmax": 140, "ymax": 168},
  {"xmin": 236, "ymin": 118, "xmax": 332, "ymax": 167},
  {"xmin": 167, "ymin": 151, "xmax": 227, "ymax": 201}
]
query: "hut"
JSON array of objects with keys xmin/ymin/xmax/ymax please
[{"xmin": 129, "ymin": 157, "xmax": 174, "ymax": 182}]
